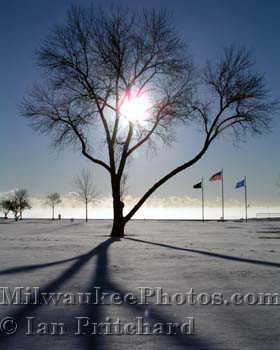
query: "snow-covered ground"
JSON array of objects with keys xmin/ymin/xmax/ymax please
[{"xmin": 0, "ymin": 219, "xmax": 279, "ymax": 349}]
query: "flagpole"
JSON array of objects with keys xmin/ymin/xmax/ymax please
[
  {"xmin": 221, "ymin": 168, "xmax": 224, "ymax": 221},
  {"xmin": 202, "ymin": 177, "xmax": 204, "ymax": 222},
  {"xmin": 244, "ymin": 176, "xmax": 248, "ymax": 222}
]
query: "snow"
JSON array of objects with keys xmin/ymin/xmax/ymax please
[{"xmin": 0, "ymin": 219, "xmax": 279, "ymax": 349}]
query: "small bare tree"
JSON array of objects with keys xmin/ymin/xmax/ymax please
[
  {"xmin": 21, "ymin": 6, "xmax": 278, "ymax": 236},
  {"xmin": 74, "ymin": 169, "xmax": 97, "ymax": 222},
  {"xmin": 46, "ymin": 193, "xmax": 61, "ymax": 220},
  {"xmin": 10, "ymin": 189, "xmax": 32, "ymax": 221},
  {"xmin": 0, "ymin": 198, "xmax": 13, "ymax": 219}
]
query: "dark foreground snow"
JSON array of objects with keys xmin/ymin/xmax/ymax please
[{"xmin": 0, "ymin": 219, "xmax": 279, "ymax": 349}]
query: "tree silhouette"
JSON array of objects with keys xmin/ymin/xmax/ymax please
[
  {"xmin": 10, "ymin": 189, "xmax": 32, "ymax": 221},
  {"xmin": 46, "ymin": 192, "xmax": 62, "ymax": 220},
  {"xmin": 0, "ymin": 198, "xmax": 13, "ymax": 219},
  {"xmin": 21, "ymin": 6, "xmax": 278, "ymax": 236},
  {"xmin": 74, "ymin": 169, "xmax": 98, "ymax": 222}
]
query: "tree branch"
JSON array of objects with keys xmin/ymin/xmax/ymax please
[{"xmin": 125, "ymin": 136, "xmax": 211, "ymax": 221}]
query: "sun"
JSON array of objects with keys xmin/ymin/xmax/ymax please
[{"xmin": 120, "ymin": 88, "xmax": 151, "ymax": 123}]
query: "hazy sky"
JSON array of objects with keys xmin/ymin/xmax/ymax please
[{"xmin": 1, "ymin": 0, "xmax": 280, "ymax": 208}]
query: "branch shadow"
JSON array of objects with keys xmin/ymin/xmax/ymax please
[
  {"xmin": 0, "ymin": 252, "xmax": 95, "ymax": 276},
  {"xmin": 124, "ymin": 237, "xmax": 280, "ymax": 268},
  {"xmin": 0, "ymin": 238, "xmax": 114, "ymax": 347},
  {"xmin": 83, "ymin": 239, "xmax": 215, "ymax": 350},
  {"xmin": 82, "ymin": 236, "xmax": 116, "ymax": 349}
]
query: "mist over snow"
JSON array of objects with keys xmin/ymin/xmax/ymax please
[{"xmin": 1, "ymin": 191, "xmax": 279, "ymax": 220}]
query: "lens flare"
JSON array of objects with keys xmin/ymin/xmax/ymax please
[{"xmin": 120, "ymin": 88, "xmax": 151, "ymax": 123}]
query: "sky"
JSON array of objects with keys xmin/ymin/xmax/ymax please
[{"xmin": 0, "ymin": 0, "xmax": 280, "ymax": 218}]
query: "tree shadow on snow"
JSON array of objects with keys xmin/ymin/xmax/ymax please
[
  {"xmin": 0, "ymin": 239, "xmax": 114, "ymax": 348},
  {"xmin": 83, "ymin": 239, "xmax": 215, "ymax": 350},
  {"xmin": 0, "ymin": 237, "xmax": 217, "ymax": 350}
]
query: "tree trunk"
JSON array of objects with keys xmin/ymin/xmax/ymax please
[
  {"xmin": 110, "ymin": 176, "xmax": 125, "ymax": 237},
  {"xmin": 52, "ymin": 204, "xmax": 54, "ymax": 220},
  {"xmin": 111, "ymin": 200, "xmax": 125, "ymax": 237}
]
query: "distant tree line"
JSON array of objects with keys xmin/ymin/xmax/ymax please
[{"xmin": 0, "ymin": 169, "xmax": 97, "ymax": 222}]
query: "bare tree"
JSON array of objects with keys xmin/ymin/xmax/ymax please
[
  {"xmin": 74, "ymin": 169, "xmax": 97, "ymax": 222},
  {"xmin": 21, "ymin": 6, "xmax": 278, "ymax": 236},
  {"xmin": 9, "ymin": 189, "xmax": 32, "ymax": 221},
  {"xmin": 46, "ymin": 192, "xmax": 62, "ymax": 220},
  {"xmin": 0, "ymin": 198, "xmax": 13, "ymax": 219}
]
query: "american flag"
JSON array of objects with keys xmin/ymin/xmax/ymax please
[{"xmin": 209, "ymin": 171, "xmax": 222, "ymax": 181}]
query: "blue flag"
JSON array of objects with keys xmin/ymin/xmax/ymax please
[{"xmin": 235, "ymin": 179, "xmax": 245, "ymax": 189}]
